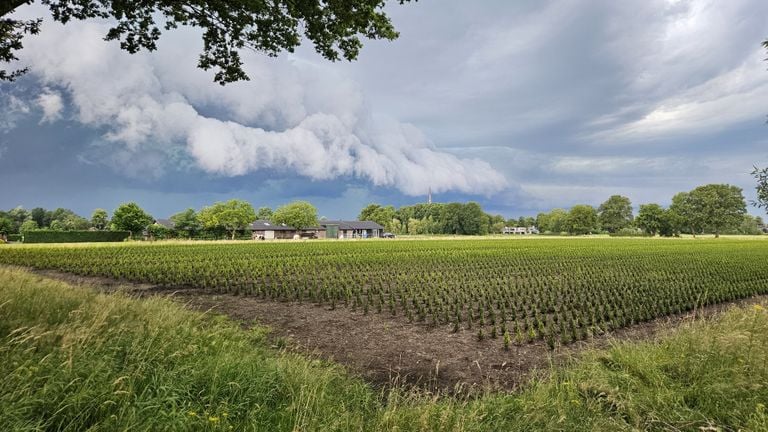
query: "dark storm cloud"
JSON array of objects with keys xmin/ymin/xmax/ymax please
[{"xmin": 1, "ymin": 0, "xmax": 767, "ymax": 218}]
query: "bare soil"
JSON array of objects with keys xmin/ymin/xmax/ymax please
[{"xmin": 22, "ymin": 266, "xmax": 768, "ymax": 393}]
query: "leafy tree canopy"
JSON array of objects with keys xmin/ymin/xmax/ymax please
[
  {"xmin": 6, "ymin": 206, "xmax": 29, "ymax": 227},
  {"xmin": 439, "ymin": 202, "xmax": 464, "ymax": 235},
  {"xmin": 197, "ymin": 199, "xmax": 256, "ymax": 239},
  {"xmin": 635, "ymin": 204, "xmax": 665, "ymax": 236},
  {"xmin": 731, "ymin": 214, "xmax": 765, "ymax": 236},
  {"xmin": 0, "ymin": 216, "xmax": 12, "ymax": 234},
  {"xmin": 509, "ymin": 216, "xmax": 535, "ymax": 228},
  {"xmin": 687, "ymin": 184, "xmax": 746, "ymax": 238},
  {"xmin": 753, "ymin": 165, "xmax": 768, "ymax": 213},
  {"xmin": 44, "ymin": 208, "xmax": 89, "ymax": 230},
  {"xmin": 30, "ymin": 207, "xmax": 46, "ymax": 227},
  {"xmin": 488, "ymin": 214, "xmax": 505, "ymax": 234},
  {"xmin": 2, "ymin": 0, "xmax": 412, "ymax": 84},
  {"xmin": 170, "ymin": 208, "xmax": 201, "ymax": 234},
  {"xmin": 256, "ymin": 206, "xmax": 273, "ymax": 221},
  {"xmin": 19, "ymin": 219, "xmax": 37, "ymax": 233},
  {"xmin": 459, "ymin": 202, "xmax": 487, "ymax": 235},
  {"xmin": 565, "ymin": 205, "xmax": 599, "ymax": 235},
  {"xmin": 597, "ymin": 195, "xmax": 633, "ymax": 233},
  {"xmin": 536, "ymin": 208, "xmax": 568, "ymax": 233},
  {"xmin": 271, "ymin": 200, "xmax": 318, "ymax": 231},
  {"xmin": 669, "ymin": 192, "xmax": 701, "ymax": 236},
  {"xmin": 111, "ymin": 202, "xmax": 154, "ymax": 237},
  {"xmin": 358, "ymin": 203, "xmax": 396, "ymax": 232},
  {"xmin": 0, "ymin": 206, "xmax": 89, "ymax": 233},
  {"xmin": 90, "ymin": 208, "xmax": 109, "ymax": 231}
]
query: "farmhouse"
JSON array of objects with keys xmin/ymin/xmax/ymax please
[
  {"xmin": 154, "ymin": 219, "xmax": 175, "ymax": 229},
  {"xmin": 151, "ymin": 217, "xmax": 384, "ymax": 240},
  {"xmin": 321, "ymin": 220, "xmax": 384, "ymax": 239},
  {"xmin": 503, "ymin": 226, "xmax": 539, "ymax": 235},
  {"xmin": 251, "ymin": 220, "xmax": 298, "ymax": 240}
]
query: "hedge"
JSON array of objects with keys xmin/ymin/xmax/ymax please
[
  {"xmin": 7, "ymin": 234, "xmax": 22, "ymax": 242},
  {"xmin": 23, "ymin": 230, "xmax": 131, "ymax": 243}
]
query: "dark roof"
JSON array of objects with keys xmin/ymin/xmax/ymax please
[
  {"xmin": 321, "ymin": 220, "xmax": 384, "ymax": 230},
  {"xmin": 250, "ymin": 220, "xmax": 297, "ymax": 231},
  {"xmin": 155, "ymin": 218, "xmax": 175, "ymax": 229}
]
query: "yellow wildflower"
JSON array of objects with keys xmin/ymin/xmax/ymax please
[
  {"xmin": 209, "ymin": 416, "xmax": 220, "ymax": 423},
  {"xmin": 754, "ymin": 304, "xmax": 765, "ymax": 312}
]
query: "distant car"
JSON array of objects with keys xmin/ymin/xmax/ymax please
[{"xmin": 382, "ymin": 232, "xmax": 396, "ymax": 238}]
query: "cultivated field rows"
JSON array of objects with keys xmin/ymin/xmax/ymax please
[{"xmin": 1, "ymin": 238, "xmax": 767, "ymax": 349}]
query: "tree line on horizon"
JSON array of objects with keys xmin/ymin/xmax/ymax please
[
  {"xmin": 0, "ymin": 200, "xmax": 319, "ymax": 240},
  {"xmin": 533, "ymin": 185, "xmax": 763, "ymax": 237},
  {"xmin": 361, "ymin": 183, "xmax": 764, "ymax": 237},
  {"xmin": 1, "ymin": 182, "xmax": 766, "ymax": 240}
]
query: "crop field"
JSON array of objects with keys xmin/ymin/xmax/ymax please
[
  {"xmin": 1, "ymin": 238, "xmax": 767, "ymax": 350},
  {"xmin": 4, "ymin": 265, "xmax": 768, "ymax": 431}
]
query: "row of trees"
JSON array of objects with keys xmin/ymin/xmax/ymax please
[
  {"xmin": 533, "ymin": 184, "xmax": 760, "ymax": 237},
  {"xmin": 535, "ymin": 195, "xmax": 635, "ymax": 235},
  {"xmin": 0, "ymin": 204, "xmax": 155, "ymax": 238},
  {"xmin": 164, "ymin": 200, "xmax": 318, "ymax": 240},
  {"xmin": 359, "ymin": 202, "xmax": 516, "ymax": 236},
  {"xmin": 635, "ymin": 184, "xmax": 756, "ymax": 238},
  {"xmin": 0, "ymin": 207, "xmax": 91, "ymax": 234},
  {"xmin": 0, "ymin": 200, "xmax": 320, "ymax": 240},
  {"xmin": 3, "ymin": 182, "xmax": 762, "ymax": 240},
  {"xmin": 358, "ymin": 195, "xmax": 682, "ymax": 237}
]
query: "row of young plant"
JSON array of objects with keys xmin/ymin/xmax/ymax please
[{"xmin": 1, "ymin": 239, "xmax": 766, "ymax": 349}]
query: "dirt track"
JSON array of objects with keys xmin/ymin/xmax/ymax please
[{"xmin": 26, "ymin": 266, "xmax": 768, "ymax": 393}]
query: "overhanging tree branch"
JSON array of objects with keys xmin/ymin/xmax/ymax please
[
  {"xmin": 1, "ymin": 0, "xmax": 32, "ymax": 17},
  {"xmin": 0, "ymin": 0, "xmax": 413, "ymax": 84}
]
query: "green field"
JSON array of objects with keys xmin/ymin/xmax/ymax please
[
  {"xmin": 1, "ymin": 237, "xmax": 767, "ymax": 348},
  {"xmin": 2, "ymin": 266, "xmax": 768, "ymax": 431}
]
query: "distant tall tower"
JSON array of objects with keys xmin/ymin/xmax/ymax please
[{"xmin": 427, "ymin": 187, "xmax": 432, "ymax": 204}]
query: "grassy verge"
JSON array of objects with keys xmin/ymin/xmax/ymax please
[{"xmin": 1, "ymin": 266, "xmax": 767, "ymax": 431}]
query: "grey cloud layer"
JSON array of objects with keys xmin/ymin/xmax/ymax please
[
  {"xmin": 3, "ymin": 0, "xmax": 768, "ymax": 217},
  {"xmin": 344, "ymin": 0, "xmax": 768, "ymax": 212},
  {"xmin": 13, "ymin": 14, "xmax": 506, "ymax": 196}
]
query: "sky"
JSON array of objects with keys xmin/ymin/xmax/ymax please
[{"xmin": 1, "ymin": 0, "xmax": 767, "ymax": 220}]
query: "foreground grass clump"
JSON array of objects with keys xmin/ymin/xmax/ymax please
[
  {"xmin": 0, "ymin": 267, "xmax": 379, "ymax": 431},
  {"xmin": 1, "ymin": 266, "xmax": 768, "ymax": 431}
]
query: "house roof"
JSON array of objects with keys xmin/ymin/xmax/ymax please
[
  {"xmin": 250, "ymin": 220, "xmax": 296, "ymax": 231},
  {"xmin": 321, "ymin": 220, "xmax": 384, "ymax": 230},
  {"xmin": 155, "ymin": 218, "xmax": 175, "ymax": 229}
]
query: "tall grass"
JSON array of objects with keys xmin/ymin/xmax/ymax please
[{"xmin": 1, "ymin": 266, "xmax": 767, "ymax": 431}]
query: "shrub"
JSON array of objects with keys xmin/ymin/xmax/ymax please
[
  {"xmin": 147, "ymin": 224, "xmax": 174, "ymax": 240},
  {"xmin": 22, "ymin": 230, "xmax": 131, "ymax": 243}
]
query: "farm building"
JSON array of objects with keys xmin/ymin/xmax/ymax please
[
  {"xmin": 321, "ymin": 221, "xmax": 384, "ymax": 239},
  {"xmin": 154, "ymin": 219, "xmax": 175, "ymax": 229},
  {"xmin": 251, "ymin": 220, "xmax": 299, "ymax": 240},
  {"xmin": 151, "ymin": 217, "xmax": 384, "ymax": 240},
  {"xmin": 503, "ymin": 226, "xmax": 539, "ymax": 235},
  {"xmin": 250, "ymin": 220, "xmax": 384, "ymax": 240}
]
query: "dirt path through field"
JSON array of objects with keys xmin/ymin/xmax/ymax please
[
  {"xmin": 21, "ymin": 266, "xmax": 768, "ymax": 393},
  {"xmin": 176, "ymin": 291, "xmax": 550, "ymax": 393}
]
